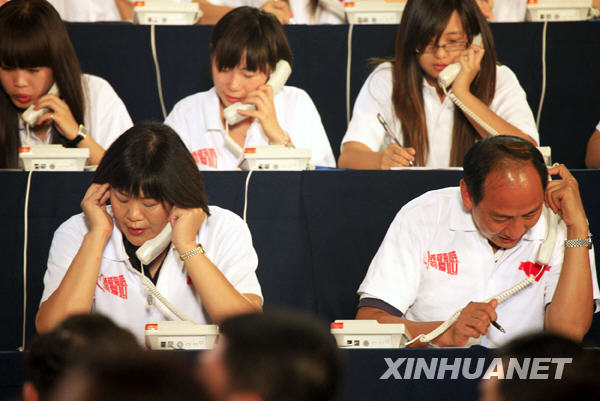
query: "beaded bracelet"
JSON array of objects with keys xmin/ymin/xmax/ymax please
[{"xmin": 179, "ymin": 243, "xmax": 206, "ymax": 261}]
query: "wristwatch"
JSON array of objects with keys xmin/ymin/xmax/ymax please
[
  {"xmin": 564, "ymin": 235, "xmax": 593, "ymax": 249},
  {"xmin": 66, "ymin": 124, "xmax": 88, "ymax": 147}
]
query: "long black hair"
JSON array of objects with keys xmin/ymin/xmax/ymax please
[{"xmin": 392, "ymin": 0, "xmax": 497, "ymax": 166}]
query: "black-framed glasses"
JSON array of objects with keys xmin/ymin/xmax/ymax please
[{"xmin": 416, "ymin": 41, "xmax": 469, "ymax": 55}]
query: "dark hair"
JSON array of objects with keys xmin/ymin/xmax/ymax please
[
  {"xmin": 50, "ymin": 352, "xmax": 210, "ymax": 401},
  {"xmin": 391, "ymin": 0, "xmax": 497, "ymax": 166},
  {"xmin": 0, "ymin": 0, "xmax": 85, "ymax": 168},
  {"xmin": 463, "ymin": 135, "xmax": 547, "ymax": 205},
  {"xmin": 93, "ymin": 123, "xmax": 210, "ymax": 214},
  {"xmin": 220, "ymin": 311, "xmax": 342, "ymax": 401},
  {"xmin": 24, "ymin": 313, "xmax": 141, "ymax": 401},
  {"xmin": 493, "ymin": 332, "xmax": 600, "ymax": 401},
  {"xmin": 209, "ymin": 6, "xmax": 293, "ymax": 75}
]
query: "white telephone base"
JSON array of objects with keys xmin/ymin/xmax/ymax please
[
  {"xmin": 145, "ymin": 321, "xmax": 219, "ymax": 350},
  {"xmin": 526, "ymin": 0, "xmax": 596, "ymax": 21},
  {"xmin": 330, "ymin": 320, "xmax": 410, "ymax": 348},
  {"xmin": 321, "ymin": 0, "xmax": 405, "ymax": 24},
  {"xmin": 133, "ymin": 1, "xmax": 203, "ymax": 25},
  {"xmin": 239, "ymin": 146, "xmax": 312, "ymax": 171},
  {"xmin": 19, "ymin": 145, "xmax": 89, "ymax": 172}
]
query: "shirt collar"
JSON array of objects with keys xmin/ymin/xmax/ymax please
[{"xmin": 205, "ymin": 87, "xmax": 225, "ymax": 132}]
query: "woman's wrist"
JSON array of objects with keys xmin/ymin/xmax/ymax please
[
  {"xmin": 175, "ymin": 241, "xmax": 200, "ymax": 257},
  {"xmin": 268, "ymin": 130, "xmax": 294, "ymax": 148},
  {"xmin": 85, "ymin": 228, "xmax": 112, "ymax": 244},
  {"xmin": 179, "ymin": 243, "xmax": 206, "ymax": 261}
]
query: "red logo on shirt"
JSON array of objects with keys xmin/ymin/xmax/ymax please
[
  {"xmin": 97, "ymin": 274, "xmax": 128, "ymax": 299},
  {"xmin": 518, "ymin": 261, "xmax": 551, "ymax": 282},
  {"xmin": 426, "ymin": 251, "xmax": 459, "ymax": 275},
  {"xmin": 192, "ymin": 148, "xmax": 218, "ymax": 169}
]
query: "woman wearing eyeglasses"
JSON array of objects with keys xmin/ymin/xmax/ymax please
[{"xmin": 338, "ymin": 0, "xmax": 538, "ymax": 169}]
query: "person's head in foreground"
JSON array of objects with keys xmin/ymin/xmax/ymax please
[
  {"xmin": 199, "ymin": 311, "xmax": 343, "ymax": 401},
  {"xmin": 24, "ymin": 313, "xmax": 141, "ymax": 401},
  {"xmin": 479, "ymin": 332, "xmax": 600, "ymax": 401},
  {"xmin": 48, "ymin": 351, "xmax": 210, "ymax": 401}
]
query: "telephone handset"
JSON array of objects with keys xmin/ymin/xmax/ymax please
[
  {"xmin": 437, "ymin": 34, "xmax": 483, "ymax": 89},
  {"xmin": 136, "ymin": 224, "xmax": 172, "ymax": 266},
  {"xmin": 436, "ymin": 34, "xmax": 501, "ymax": 137},
  {"xmin": 21, "ymin": 83, "xmax": 60, "ymax": 127},
  {"xmin": 223, "ymin": 60, "xmax": 292, "ymax": 127}
]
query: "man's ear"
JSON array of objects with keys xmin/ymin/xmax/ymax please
[
  {"xmin": 22, "ymin": 381, "xmax": 40, "ymax": 401},
  {"xmin": 459, "ymin": 179, "xmax": 474, "ymax": 211}
]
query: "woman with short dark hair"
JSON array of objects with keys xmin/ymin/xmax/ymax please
[
  {"xmin": 36, "ymin": 123, "xmax": 263, "ymax": 341},
  {"xmin": 165, "ymin": 6, "xmax": 335, "ymax": 169}
]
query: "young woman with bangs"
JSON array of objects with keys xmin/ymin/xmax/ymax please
[
  {"xmin": 165, "ymin": 6, "xmax": 335, "ymax": 169},
  {"xmin": 0, "ymin": 0, "xmax": 132, "ymax": 168},
  {"xmin": 338, "ymin": 0, "xmax": 538, "ymax": 169}
]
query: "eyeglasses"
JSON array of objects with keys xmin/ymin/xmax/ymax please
[{"xmin": 417, "ymin": 41, "xmax": 468, "ymax": 55}]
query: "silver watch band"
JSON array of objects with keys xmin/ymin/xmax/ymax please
[{"xmin": 564, "ymin": 237, "xmax": 592, "ymax": 249}]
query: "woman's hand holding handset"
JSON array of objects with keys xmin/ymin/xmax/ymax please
[
  {"xmin": 450, "ymin": 41, "xmax": 485, "ymax": 96},
  {"xmin": 81, "ymin": 183, "xmax": 113, "ymax": 241},
  {"xmin": 168, "ymin": 206, "xmax": 207, "ymax": 256},
  {"xmin": 235, "ymin": 83, "xmax": 289, "ymax": 145},
  {"xmin": 31, "ymin": 92, "xmax": 80, "ymax": 141}
]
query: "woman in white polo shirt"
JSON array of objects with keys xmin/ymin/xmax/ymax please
[
  {"xmin": 36, "ymin": 123, "xmax": 263, "ymax": 342},
  {"xmin": 338, "ymin": 0, "xmax": 538, "ymax": 169},
  {"xmin": 165, "ymin": 6, "xmax": 335, "ymax": 170}
]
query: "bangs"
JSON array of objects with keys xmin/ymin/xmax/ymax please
[
  {"xmin": 108, "ymin": 170, "xmax": 170, "ymax": 205},
  {"xmin": 417, "ymin": 9, "xmax": 454, "ymax": 51},
  {"xmin": 213, "ymin": 37, "xmax": 272, "ymax": 74},
  {"xmin": 0, "ymin": 23, "xmax": 51, "ymax": 68}
]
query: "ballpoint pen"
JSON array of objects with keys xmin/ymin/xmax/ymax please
[
  {"xmin": 377, "ymin": 113, "xmax": 413, "ymax": 166},
  {"xmin": 491, "ymin": 320, "xmax": 506, "ymax": 334}
]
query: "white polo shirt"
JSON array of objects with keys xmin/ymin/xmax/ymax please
[
  {"xmin": 287, "ymin": 0, "xmax": 345, "ymax": 24},
  {"xmin": 47, "ymin": 0, "xmax": 122, "ymax": 22},
  {"xmin": 41, "ymin": 205, "xmax": 262, "ymax": 343},
  {"xmin": 596, "ymin": 120, "xmax": 600, "ymax": 132},
  {"xmin": 358, "ymin": 187, "xmax": 600, "ymax": 347},
  {"xmin": 202, "ymin": 0, "xmax": 344, "ymax": 24},
  {"xmin": 165, "ymin": 86, "xmax": 336, "ymax": 170},
  {"xmin": 493, "ymin": 0, "xmax": 527, "ymax": 22},
  {"xmin": 19, "ymin": 74, "xmax": 133, "ymax": 150},
  {"xmin": 342, "ymin": 63, "xmax": 539, "ymax": 167}
]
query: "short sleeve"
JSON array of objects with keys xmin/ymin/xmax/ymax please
[
  {"xmin": 357, "ymin": 206, "xmax": 426, "ymax": 314},
  {"xmin": 281, "ymin": 87, "xmax": 336, "ymax": 168},
  {"xmin": 490, "ymin": 66, "xmax": 539, "ymax": 144},
  {"xmin": 543, "ymin": 221, "xmax": 600, "ymax": 312},
  {"xmin": 164, "ymin": 98, "xmax": 195, "ymax": 152},
  {"xmin": 83, "ymin": 74, "xmax": 133, "ymax": 150},
  {"xmin": 203, "ymin": 208, "xmax": 262, "ymax": 301},
  {"xmin": 40, "ymin": 215, "xmax": 88, "ymax": 304},
  {"xmin": 342, "ymin": 63, "xmax": 397, "ymax": 152}
]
